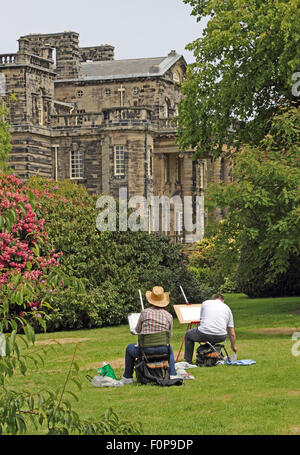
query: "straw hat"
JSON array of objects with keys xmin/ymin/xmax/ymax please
[{"xmin": 145, "ymin": 286, "xmax": 169, "ymax": 308}]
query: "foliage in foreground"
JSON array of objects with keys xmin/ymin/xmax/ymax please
[
  {"xmin": 0, "ymin": 327, "xmax": 143, "ymax": 435},
  {"xmin": 0, "ymin": 174, "xmax": 142, "ymax": 435}
]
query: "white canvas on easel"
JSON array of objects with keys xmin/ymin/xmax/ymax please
[
  {"xmin": 127, "ymin": 289, "xmax": 144, "ymax": 335},
  {"xmin": 174, "ymin": 304, "xmax": 202, "ymax": 324},
  {"xmin": 128, "ymin": 313, "xmax": 141, "ymax": 335}
]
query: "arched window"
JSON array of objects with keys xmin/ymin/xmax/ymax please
[
  {"xmin": 162, "ymin": 98, "xmax": 170, "ymax": 118},
  {"xmin": 173, "ymin": 71, "xmax": 180, "ymax": 83}
]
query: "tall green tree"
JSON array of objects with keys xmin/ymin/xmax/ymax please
[
  {"xmin": 207, "ymin": 107, "xmax": 300, "ymax": 297},
  {"xmin": 177, "ymin": 0, "xmax": 300, "ymax": 157}
]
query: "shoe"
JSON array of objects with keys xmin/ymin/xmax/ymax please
[{"xmin": 118, "ymin": 376, "xmax": 134, "ymax": 385}]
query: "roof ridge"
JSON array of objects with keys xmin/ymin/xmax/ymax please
[{"xmin": 81, "ymin": 56, "xmax": 167, "ymax": 65}]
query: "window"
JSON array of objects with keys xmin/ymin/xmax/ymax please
[
  {"xmin": 76, "ymin": 109, "xmax": 85, "ymax": 126},
  {"xmin": 105, "ymin": 88, "xmax": 111, "ymax": 96},
  {"xmin": 77, "ymin": 90, "xmax": 83, "ymax": 98},
  {"xmin": 38, "ymin": 89, "xmax": 44, "ymax": 126},
  {"xmin": 114, "ymin": 145, "xmax": 125, "ymax": 176},
  {"xmin": 173, "ymin": 71, "xmax": 180, "ymax": 82},
  {"xmin": 70, "ymin": 150, "xmax": 84, "ymax": 179}
]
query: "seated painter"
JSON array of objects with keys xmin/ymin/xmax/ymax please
[
  {"xmin": 118, "ymin": 286, "xmax": 179, "ymax": 385},
  {"xmin": 184, "ymin": 293, "xmax": 238, "ymax": 365}
]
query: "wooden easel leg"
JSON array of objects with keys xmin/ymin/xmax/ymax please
[{"xmin": 175, "ymin": 324, "xmax": 191, "ymax": 363}]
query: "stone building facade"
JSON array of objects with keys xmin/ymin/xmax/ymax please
[{"xmin": 0, "ymin": 32, "xmax": 232, "ymax": 241}]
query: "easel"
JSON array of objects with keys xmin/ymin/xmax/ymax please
[{"xmin": 175, "ymin": 286, "xmax": 200, "ymax": 362}]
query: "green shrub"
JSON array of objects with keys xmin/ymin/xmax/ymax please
[
  {"xmin": 27, "ymin": 178, "xmax": 202, "ymax": 330},
  {"xmin": 237, "ymin": 247, "xmax": 300, "ymax": 298},
  {"xmin": 187, "ymin": 237, "xmax": 238, "ymax": 294}
]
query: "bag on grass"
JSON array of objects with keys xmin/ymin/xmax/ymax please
[
  {"xmin": 86, "ymin": 374, "xmax": 123, "ymax": 387},
  {"xmin": 196, "ymin": 343, "xmax": 229, "ymax": 367},
  {"xmin": 134, "ymin": 359, "xmax": 183, "ymax": 387},
  {"xmin": 97, "ymin": 363, "xmax": 117, "ymax": 380}
]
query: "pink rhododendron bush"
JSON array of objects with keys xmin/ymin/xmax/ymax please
[{"xmin": 0, "ymin": 173, "xmax": 82, "ymax": 330}]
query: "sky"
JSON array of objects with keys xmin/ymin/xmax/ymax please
[{"xmin": 0, "ymin": 0, "xmax": 206, "ymax": 64}]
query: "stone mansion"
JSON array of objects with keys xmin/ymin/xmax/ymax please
[{"xmin": 0, "ymin": 32, "xmax": 232, "ymax": 241}]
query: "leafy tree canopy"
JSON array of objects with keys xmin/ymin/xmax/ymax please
[
  {"xmin": 177, "ymin": 0, "xmax": 300, "ymax": 157},
  {"xmin": 207, "ymin": 107, "xmax": 300, "ymax": 297}
]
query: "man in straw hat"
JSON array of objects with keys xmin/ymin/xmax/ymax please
[{"xmin": 118, "ymin": 286, "xmax": 179, "ymax": 384}]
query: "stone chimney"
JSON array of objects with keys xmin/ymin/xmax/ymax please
[{"xmin": 79, "ymin": 45, "xmax": 115, "ymax": 62}]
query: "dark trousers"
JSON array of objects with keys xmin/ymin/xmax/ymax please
[
  {"xmin": 123, "ymin": 343, "xmax": 177, "ymax": 378},
  {"xmin": 184, "ymin": 328, "xmax": 227, "ymax": 363}
]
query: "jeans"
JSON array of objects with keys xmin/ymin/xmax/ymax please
[
  {"xmin": 123, "ymin": 343, "xmax": 177, "ymax": 378},
  {"xmin": 184, "ymin": 328, "xmax": 227, "ymax": 363}
]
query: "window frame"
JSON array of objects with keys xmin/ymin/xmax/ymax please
[
  {"xmin": 70, "ymin": 149, "xmax": 84, "ymax": 179},
  {"xmin": 114, "ymin": 145, "xmax": 126, "ymax": 176},
  {"xmin": 173, "ymin": 71, "xmax": 180, "ymax": 83}
]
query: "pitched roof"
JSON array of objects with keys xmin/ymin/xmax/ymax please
[{"xmin": 56, "ymin": 53, "xmax": 184, "ymax": 82}]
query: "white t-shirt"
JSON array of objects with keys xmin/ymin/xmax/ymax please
[{"xmin": 198, "ymin": 299, "xmax": 234, "ymax": 336}]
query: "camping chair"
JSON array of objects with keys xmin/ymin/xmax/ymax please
[
  {"xmin": 134, "ymin": 331, "xmax": 171, "ymax": 384},
  {"xmin": 196, "ymin": 341, "xmax": 229, "ymax": 367}
]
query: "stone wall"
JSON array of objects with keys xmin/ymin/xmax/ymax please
[{"xmin": 79, "ymin": 45, "xmax": 115, "ymax": 62}]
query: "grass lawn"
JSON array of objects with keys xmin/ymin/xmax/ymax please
[{"xmin": 9, "ymin": 294, "xmax": 300, "ymax": 435}]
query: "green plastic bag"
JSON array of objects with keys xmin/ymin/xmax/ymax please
[{"xmin": 98, "ymin": 363, "xmax": 117, "ymax": 380}]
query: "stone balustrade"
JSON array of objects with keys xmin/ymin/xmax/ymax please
[
  {"xmin": 0, "ymin": 53, "xmax": 53, "ymax": 70},
  {"xmin": 50, "ymin": 108, "xmax": 179, "ymax": 130},
  {"xmin": 51, "ymin": 112, "xmax": 103, "ymax": 128},
  {"xmin": 0, "ymin": 54, "xmax": 17, "ymax": 65},
  {"xmin": 103, "ymin": 106, "xmax": 153, "ymax": 123},
  {"xmin": 157, "ymin": 118, "xmax": 178, "ymax": 129}
]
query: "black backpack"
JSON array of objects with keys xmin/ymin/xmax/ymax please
[
  {"xmin": 196, "ymin": 343, "xmax": 229, "ymax": 367},
  {"xmin": 134, "ymin": 352, "xmax": 183, "ymax": 387}
]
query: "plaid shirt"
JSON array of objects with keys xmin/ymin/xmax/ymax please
[{"xmin": 135, "ymin": 307, "xmax": 173, "ymax": 336}]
